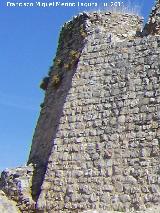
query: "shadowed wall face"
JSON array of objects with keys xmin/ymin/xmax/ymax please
[{"xmin": 27, "ymin": 13, "xmax": 90, "ymax": 199}]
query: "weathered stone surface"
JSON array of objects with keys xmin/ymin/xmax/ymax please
[
  {"xmin": 1, "ymin": 2, "xmax": 160, "ymax": 213},
  {"xmin": 0, "ymin": 164, "xmax": 35, "ymax": 212},
  {"xmin": 80, "ymin": 206, "xmax": 160, "ymax": 212},
  {"xmin": 33, "ymin": 10, "xmax": 160, "ymax": 212},
  {"xmin": 0, "ymin": 190, "xmax": 20, "ymax": 213}
]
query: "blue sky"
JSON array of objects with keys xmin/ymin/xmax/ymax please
[{"xmin": 0, "ymin": 0, "xmax": 155, "ymax": 171}]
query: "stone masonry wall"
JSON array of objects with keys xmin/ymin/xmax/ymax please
[
  {"xmin": 28, "ymin": 12, "xmax": 143, "ymax": 201},
  {"xmin": 36, "ymin": 30, "xmax": 160, "ymax": 212},
  {"xmin": 25, "ymin": 12, "xmax": 160, "ymax": 212},
  {"xmin": 28, "ymin": 13, "xmax": 89, "ymax": 199},
  {"xmin": 0, "ymin": 2, "xmax": 160, "ymax": 212}
]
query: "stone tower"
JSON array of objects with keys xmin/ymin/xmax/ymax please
[
  {"xmin": 1, "ymin": 2, "xmax": 160, "ymax": 213},
  {"xmin": 28, "ymin": 10, "xmax": 160, "ymax": 213},
  {"xmin": 28, "ymin": 12, "xmax": 144, "ymax": 203}
]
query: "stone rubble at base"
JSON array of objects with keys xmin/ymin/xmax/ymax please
[
  {"xmin": 0, "ymin": 190, "xmax": 20, "ymax": 213},
  {"xmin": 0, "ymin": 164, "xmax": 35, "ymax": 212}
]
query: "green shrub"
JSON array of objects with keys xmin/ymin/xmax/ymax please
[
  {"xmin": 51, "ymin": 74, "xmax": 61, "ymax": 87},
  {"xmin": 40, "ymin": 77, "xmax": 50, "ymax": 90}
]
